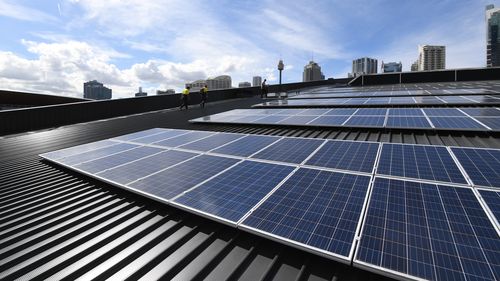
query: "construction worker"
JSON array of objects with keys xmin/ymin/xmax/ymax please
[
  {"xmin": 180, "ymin": 86, "xmax": 190, "ymax": 110},
  {"xmin": 200, "ymin": 84, "xmax": 208, "ymax": 108},
  {"xmin": 261, "ymin": 79, "xmax": 268, "ymax": 98}
]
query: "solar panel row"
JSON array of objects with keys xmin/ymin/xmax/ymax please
[
  {"xmin": 191, "ymin": 108, "xmax": 500, "ymax": 131},
  {"xmin": 40, "ymin": 128, "xmax": 500, "ymax": 281}
]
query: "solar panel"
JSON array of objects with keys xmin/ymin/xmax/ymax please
[
  {"xmin": 112, "ymin": 128, "xmax": 167, "ymax": 141},
  {"xmin": 355, "ymin": 108, "xmax": 387, "ymax": 115},
  {"xmin": 355, "ymin": 177, "xmax": 500, "ymax": 281},
  {"xmin": 278, "ymin": 115, "xmax": 318, "ymax": 125},
  {"xmin": 179, "ymin": 133, "xmax": 244, "ymax": 152},
  {"xmin": 460, "ymin": 108, "xmax": 500, "ymax": 117},
  {"xmin": 57, "ymin": 143, "xmax": 139, "ymax": 166},
  {"xmin": 173, "ymin": 161, "xmax": 295, "ymax": 223},
  {"xmin": 451, "ymin": 147, "xmax": 500, "ymax": 188},
  {"xmin": 324, "ymin": 108, "xmax": 357, "ymax": 115},
  {"xmin": 475, "ymin": 117, "xmax": 500, "ymax": 130},
  {"xmin": 377, "ymin": 144, "xmax": 467, "ymax": 184},
  {"xmin": 242, "ymin": 168, "xmax": 371, "ymax": 261},
  {"xmin": 257, "ymin": 115, "xmax": 290, "ymax": 124},
  {"xmin": 74, "ymin": 146, "xmax": 165, "ymax": 173},
  {"xmin": 306, "ymin": 140, "xmax": 379, "ymax": 173},
  {"xmin": 154, "ymin": 131, "xmax": 215, "ymax": 147},
  {"xmin": 128, "ymin": 155, "xmax": 240, "ymax": 200},
  {"xmin": 40, "ymin": 140, "xmax": 118, "ymax": 160},
  {"xmin": 308, "ymin": 115, "xmax": 350, "ymax": 126},
  {"xmin": 423, "ymin": 108, "xmax": 466, "ymax": 116},
  {"xmin": 429, "ymin": 117, "xmax": 486, "ymax": 130},
  {"xmin": 345, "ymin": 116, "xmax": 385, "ymax": 127},
  {"xmin": 211, "ymin": 135, "xmax": 281, "ymax": 157},
  {"xmin": 251, "ymin": 138, "xmax": 324, "ymax": 164},
  {"xmin": 386, "ymin": 117, "xmax": 432, "ymax": 128},
  {"xmin": 297, "ymin": 109, "xmax": 330, "ymax": 115},
  {"xmin": 98, "ymin": 150, "xmax": 199, "ymax": 184},
  {"xmin": 388, "ymin": 108, "xmax": 424, "ymax": 116},
  {"xmin": 478, "ymin": 189, "xmax": 500, "ymax": 225},
  {"xmin": 131, "ymin": 129, "xmax": 189, "ymax": 144}
]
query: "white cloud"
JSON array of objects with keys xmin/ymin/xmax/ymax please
[{"xmin": 0, "ymin": 0, "xmax": 57, "ymax": 22}]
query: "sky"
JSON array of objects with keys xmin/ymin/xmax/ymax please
[{"xmin": 0, "ymin": 0, "xmax": 495, "ymax": 99}]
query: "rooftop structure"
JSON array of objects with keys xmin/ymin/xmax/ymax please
[
  {"xmin": 350, "ymin": 57, "xmax": 377, "ymax": 77},
  {"xmin": 83, "ymin": 80, "xmax": 112, "ymax": 100}
]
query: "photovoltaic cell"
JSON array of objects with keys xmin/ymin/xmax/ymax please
[
  {"xmin": 40, "ymin": 140, "xmax": 117, "ymax": 160},
  {"xmin": 154, "ymin": 131, "xmax": 215, "ymax": 147},
  {"xmin": 460, "ymin": 108, "xmax": 500, "ymax": 117},
  {"xmin": 423, "ymin": 108, "xmax": 466, "ymax": 116},
  {"xmin": 377, "ymin": 144, "xmax": 467, "ymax": 184},
  {"xmin": 345, "ymin": 116, "xmax": 385, "ymax": 127},
  {"xmin": 211, "ymin": 135, "xmax": 280, "ymax": 157},
  {"xmin": 112, "ymin": 128, "xmax": 167, "ymax": 141},
  {"xmin": 251, "ymin": 138, "xmax": 324, "ymax": 164},
  {"xmin": 355, "ymin": 108, "xmax": 387, "ymax": 115},
  {"xmin": 306, "ymin": 140, "xmax": 379, "ymax": 173},
  {"xmin": 356, "ymin": 177, "xmax": 500, "ymax": 281},
  {"xmin": 451, "ymin": 147, "xmax": 500, "ymax": 188},
  {"xmin": 97, "ymin": 150, "xmax": 199, "ymax": 184},
  {"xmin": 388, "ymin": 108, "xmax": 424, "ymax": 116},
  {"xmin": 475, "ymin": 117, "xmax": 500, "ymax": 130},
  {"xmin": 278, "ymin": 115, "xmax": 318, "ymax": 125},
  {"xmin": 243, "ymin": 168, "xmax": 371, "ymax": 259},
  {"xmin": 128, "ymin": 155, "xmax": 239, "ymax": 200},
  {"xmin": 57, "ymin": 143, "xmax": 139, "ymax": 166},
  {"xmin": 173, "ymin": 161, "xmax": 295, "ymax": 222},
  {"xmin": 74, "ymin": 146, "xmax": 164, "ymax": 173},
  {"xmin": 179, "ymin": 133, "xmax": 243, "ymax": 151},
  {"xmin": 429, "ymin": 117, "xmax": 486, "ymax": 130},
  {"xmin": 257, "ymin": 115, "xmax": 290, "ymax": 124},
  {"xmin": 385, "ymin": 117, "xmax": 432, "ymax": 128},
  {"xmin": 131, "ymin": 129, "xmax": 189, "ymax": 144},
  {"xmin": 324, "ymin": 108, "xmax": 357, "ymax": 115},
  {"xmin": 308, "ymin": 115, "xmax": 350, "ymax": 126},
  {"xmin": 478, "ymin": 189, "xmax": 500, "ymax": 224}
]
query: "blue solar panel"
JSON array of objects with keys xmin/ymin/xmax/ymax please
[
  {"xmin": 345, "ymin": 116, "xmax": 385, "ymax": 127},
  {"xmin": 324, "ymin": 108, "xmax": 357, "ymax": 115},
  {"xmin": 430, "ymin": 117, "xmax": 486, "ymax": 130},
  {"xmin": 40, "ymin": 140, "xmax": 117, "ymax": 160},
  {"xmin": 131, "ymin": 130, "xmax": 189, "ymax": 144},
  {"xmin": 231, "ymin": 115, "xmax": 267, "ymax": 122},
  {"xmin": 251, "ymin": 138, "xmax": 324, "ymax": 164},
  {"xmin": 243, "ymin": 168, "xmax": 370, "ymax": 259},
  {"xmin": 128, "ymin": 155, "xmax": 239, "ymax": 200},
  {"xmin": 112, "ymin": 128, "xmax": 167, "ymax": 141},
  {"xmin": 355, "ymin": 108, "xmax": 387, "ymax": 115},
  {"xmin": 306, "ymin": 140, "xmax": 379, "ymax": 173},
  {"xmin": 460, "ymin": 108, "xmax": 500, "ymax": 117},
  {"xmin": 388, "ymin": 108, "xmax": 424, "ymax": 116},
  {"xmin": 451, "ymin": 147, "xmax": 500, "ymax": 188},
  {"xmin": 476, "ymin": 117, "xmax": 500, "ymax": 130},
  {"xmin": 356, "ymin": 177, "xmax": 500, "ymax": 281},
  {"xmin": 279, "ymin": 115, "xmax": 318, "ymax": 125},
  {"xmin": 98, "ymin": 150, "xmax": 198, "ymax": 184},
  {"xmin": 377, "ymin": 144, "xmax": 467, "ymax": 184},
  {"xmin": 154, "ymin": 131, "xmax": 215, "ymax": 147},
  {"xmin": 211, "ymin": 135, "xmax": 280, "ymax": 157},
  {"xmin": 57, "ymin": 143, "xmax": 139, "ymax": 166},
  {"xmin": 74, "ymin": 146, "xmax": 164, "ymax": 173},
  {"xmin": 308, "ymin": 115, "xmax": 349, "ymax": 126},
  {"xmin": 478, "ymin": 189, "xmax": 500, "ymax": 224},
  {"xmin": 173, "ymin": 161, "xmax": 295, "ymax": 222},
  {"xmin": 423, "ymin": 108, "xmax": 466, "ymax": 116},
  {"xmin": 297, "ymin": 109, "xmax": 330, "ymax": 115},
  {"xmin": 257, "ymin": 115, "xmax": 290, "ymax": 124},
  {"xmin": 179, "ymin": 133, "xmax": 243, "ymax": 152},
  {"xmin": 386, "ymin": 117, "xmax": 432, "ymax": 128}
]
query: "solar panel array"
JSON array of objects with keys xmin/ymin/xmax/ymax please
[
  {"xmin": 289, "ymin": 88, "xmax": 498, "ymax": 99},
  {"xmin": 190, "ymin": 107, "xmax": 500, "ymax": 131},
  {"xmin": 253, "ymin": 95, "xmax": 500, "ymax": 108},
  {"xmin": 40, "ymin": 128, "xmax": 500, "ymax": 281}
]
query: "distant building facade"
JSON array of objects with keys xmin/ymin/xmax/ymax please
[
  {"xmin": 238, "ymin": 82, "xmax": 251, "ymax": 88},
  {"xmin": 411, "ymin": 61, "xmax": 419, "ymax": 72},
  {"xmin": 157, "ymin": 89, "xmax": 176, "ymax": 95},
  {"xmin": 351, "ymin": 57, "xmax": 377, "ymax": 77},
  {"xmin": 302, "ymin": 61, "xmax": 325, "ymax": 82},
  {"xmin": 486, "ymin": 4, "xmax": 500, "ymax": 67},
  {"xmin": 207, "ymin": 75, "xmax": 232, "ymax": 90},
  {"xmin": 185, "ymin": 79, "xmax": 206, "ymax": 92},
  {"xmin": 382, "ymin": 62, "xmax": 402, "ymax": 73},
  {"xmin": 252, "ymin": 76, "xmax": 262, "ymax": 87},
  {"xmin": 83, "ymin": 80, "xmax": 112, "ymax": 100},
  {"xmin": 135, "ymin": 87, "xmax": 147, "ymax": 97},
  {"xmin": 417, "ymin": 45, "xmax": 446, "ymax": 71}
]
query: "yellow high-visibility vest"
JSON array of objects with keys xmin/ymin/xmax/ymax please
[
  {"xmin": 201, "ymin": 87, "xmax": 208, "ymax": 94},
  {"xmin": 182, "ymin": 89, "xmax": 190, "ymax": 95}
]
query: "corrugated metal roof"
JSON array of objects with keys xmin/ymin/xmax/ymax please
[{"xmin": 1, "ymin": 96, "xmax": 499, "ymax": 280}]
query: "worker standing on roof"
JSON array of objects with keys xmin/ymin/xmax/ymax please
[
  {"xmin": 261, "ymin": 79, "xmax": 268, "ymax": 98},
  {"xmin": 180, "ymin": 86, "xmax": 190, "ymax": 110},
  {"xmin": 200, "ymin": 84, "xmax": 208, "ymax": 108}
]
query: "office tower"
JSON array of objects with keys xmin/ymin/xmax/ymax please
[
  {"xmin": 351, "ymin": 57, "xmax": 377, "ymax": 77},
  {"xmin": 417, "ymin": 45, "xmax": 446, "ymax": 71},
  {"xmin": 206, "ymin": 75, "xmax": 232, "ymax": 90},
  {"xmin": 238, "ymin": 82, "xmax": 251, "ymax": 88},
  {"xmin": 135, "ymin": 87, "xmax": 147, "ymax": 97},
  {"xmin": 302, "ymin": 61, "xmax": 325, "ymax": 82},
  {"xmin": 252, "ymin": 76, "xmax": 262, "ymax": 87},
  {"xmin": 157, "ymin": 89, "xmax": 176, "ymax": 95},
  {"xmin": 411, "ymin": 61, "xmax": 419, "ymax": 72},
  {"xmin": 382, "ymin": 62, "xmax": 402, "ymax": 73},
  {"xmin": 486, "ymin": 4, "xmax": 500, "ymax": 67},
  {"xmin": 83, "ymin": 80, "xmax": 112, "ymax": 100}
]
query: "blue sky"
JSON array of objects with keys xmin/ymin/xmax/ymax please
[{"xmin": 0, "ymin": 0, "xmax": 495, "ymax": 98}]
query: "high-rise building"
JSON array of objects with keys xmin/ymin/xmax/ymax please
[
  {"xmin": 417, "ymin": 45, "xmax": 446, "ymax": 71},
  {"xmin": 135, "ymin": 87, "xmax": 147, "ymax": 97},
  {"xmin": 411, "ymin": 61, "xmax": 419, "ymax": 72},
  {"xmin": 238, "ymin": 82, "xmax": 251, "ymax": 88},
  {"xmin": 382, "ymin": 62, "xmax": 402, "ymax": 73},
  {"xmin": 486, "ymin": 4, "xmax": 500, "ymax": 67},
  {"xmin": 83, "ymin": 80, "xmax": 112, "ymax": 100},
  {"xmin": 252, "ymin": 76, "xmax": 262, "ymax": 87},
  {"xmin": 157, "ymin": 89, "xmax": 176, "ymax": 95},
  {"xmin": 206, "ymin": 75, "xmax": 232, "ymax": 90},
  {"xmin": 302, "ymin": 61, "xmax": 325, "ymax": 82},
  {"xmin": 351, "ymin": 57, "xmax": 377, "ymax": 77}
]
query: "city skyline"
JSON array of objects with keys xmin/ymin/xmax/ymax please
[{"xmin": 0, "ymin": 0, "xmax": 495, "ymax": 98}]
